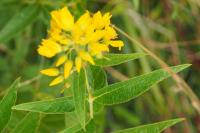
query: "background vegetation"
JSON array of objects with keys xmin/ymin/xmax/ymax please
[{"xmin": 0, "ymin": 0, "xmax": 200, "ymax": 132}]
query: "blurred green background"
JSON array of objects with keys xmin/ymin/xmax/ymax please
[{"xmin": 0, "ymin": 0, "xmax": 200, "ymax": 132}]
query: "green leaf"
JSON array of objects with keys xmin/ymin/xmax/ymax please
[
  {"xmin": 10, "ymin": 112, "xmax": 40, "ymax": 133},
  {"xmin": 65, "ymin": 112, "xmax": 79, "ymax": 128},
  {"xmin": 94, "ymin": 64, "xmax": 190, "ymax": 105},
  {"xmin": 12, "ymin": 97, "xmax": 74, "ymax": 114},
  {"xmin": 77, "ymin": 120, "xmax": 96, "ymax": 133},
  {"xmin": 71, "ymin": 70, "xmax": 86, "ymax": 129},
  {"xmin": 60, "ymin": 120, "xmax": 95, "ymax": 133},
  {"xmin": 112, "ymin": 118, "xmax": 184, "ymax": 133},
  {"xmin": 60, "ymin": 124, "xmax": 82, "ymax": 133},
  {"xmin": 0, "ymin": 5, "xmax": 39, "ymax": 43},
  {"xmin": 86, "ymin": 65, "xmax": 107, "ymax": 90},
  {"xmin": 0, "ymin": 78, "xmax": 20, "ymax": 132},
  {"xmin": 94, "ymin": 53, "xmax": 146, "ymax": 67}
]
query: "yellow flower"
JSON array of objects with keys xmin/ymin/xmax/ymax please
[{"xmin": 38, "ymin": 7, "xmax": 124, "ymax": 86}]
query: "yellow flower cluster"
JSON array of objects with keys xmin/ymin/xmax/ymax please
[{"xmin": 37, "ymin": 7, "xmax": 124, "ymax": 86}]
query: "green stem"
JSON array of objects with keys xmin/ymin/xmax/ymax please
[{"xmin": 84, "ymin": 68, "xmax": 94, "ymax": 119}]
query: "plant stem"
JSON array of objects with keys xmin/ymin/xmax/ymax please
[{"xmin": 84, "ymin": 68, "xmax": 94, "ymax": 119}]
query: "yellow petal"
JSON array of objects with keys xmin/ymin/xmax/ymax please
[
  {"xmin": 37, "ymin": 39, "xmax": 62, "ymax": 58},
  {"xmin": 76, "ymin": 11, "xmax": 91, "ymax": 30},
  {"xmin": 51, "ymin": 10, "xmax": 62, "ymax": 29},
  {"xmin": 56, "ymin": 55, "xmax": 67, "ymax": 67},
  {"xmin": 49, "ymin": 76, "xmax": 64, "ymax": 86},
  {"xmin": 40, "ymin": 68, "xmax": 59, "ymax": 76},
  {"xmin": 92, "ymin": 11, "xmax": 111, "ymax": 29},
  {"xmin": 75, "ymin": 57, "xmax": 82, "ymax": 73},
  {"xmin": 59, "ymin": 7, "xmax": 74, "ymax": 31},
  {"xmin": 79, "ymin": 51, "xmax": 95, "ymax": 65},
  {"xmin": 48, "ymin": 29, "xmax": 70, "ymax": 45},
  {"xmin": 89, "ymin": 30, "xmax": 105, "ymax": 42},
  {"xmin": 108, "ymin": 40, "xmax": 124, "ymax": 50},
  {"xmin": 102, "ymin": 13, "xmax": 111, "ymax": 27},
  {"xmin": 89, "ymin": 43, "xmax": 109, "ymax": 55},
  {"xmin": 50, "ymin": 7, "xmax": 74, "ymax": 31},
  {"xmin": 37, "ymin": 46, "xmax": 56, "ymax": 58},
  {"xmin": 104, "ymin": 26, "xmax": 117, "ymax": 40},
  {"xmin": 42, "ymin": 39, "xmax": 61, "ymax": 52},
  {"xmin": 64, "ymin": 60, "xmax": 73, "ymax": 79},
  {"xmin": 92, "ymin": 11, "xmax": 103, "ymax": 29}
]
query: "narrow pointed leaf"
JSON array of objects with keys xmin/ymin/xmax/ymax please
[
  {"xmin": 12, "ymin": 97, "xmax": 74, "ymax": 114},
  {"xmin": 0, "ymin": 5, "xmax": 39, "ymax": 43},
  {"xmin": 10, "ymin": 112, "xmax": 40, "ymax": 133},
  {"xmin": 94, "ymin": 64, "xmax": 190, "ymax": 105},
  {"xmin": 72, "ymin": 70, "xmax": 86, "ymax": 129},
  {"xmin": 94, "ymin": 53, "xmax": 146, "ymax": 67},
  {"xmin": 0, "ymin": 78, "xmax": 20, "ymax": 132},
  {"xmin": 112, "ymin": 118, "xmax": 184, "ymax": 133}
]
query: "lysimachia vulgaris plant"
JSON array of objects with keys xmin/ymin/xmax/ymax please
[{"xmin": 0, "ymin": 6, "xmax": 190, "ymax": 133}]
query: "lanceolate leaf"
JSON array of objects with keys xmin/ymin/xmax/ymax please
[
  {"xmin": 0, "ymin": 5, "xmax": 39, "ymax": 43},
  {"xmin": 94, "ymin": 53, "xmax": 146, "ymax": 67},
  {"xmin": 12, "ymin": 97, "xmax": 74, "ymax": 114},
  {"xmin": 112, "ymin": 118, "xmax": 184, "ymax": 133},
  {"xmin": 0, "ymin": 78, "xmax": 20, "ymax": 132},
  {"xmin": 94, "ymin": 64, "xmax": 190, "ymax": 105},
  {"xmin": 71, "ymin": 70, "xmax": 86, "ymax": 129},
  {"xmin": 10, "ymin": 112, "xmax": 40, "ymax": 133}
]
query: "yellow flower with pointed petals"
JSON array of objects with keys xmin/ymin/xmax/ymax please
[{"xmin": 38, "ymin": 6, "xmax": 124, "ymax": 86}]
